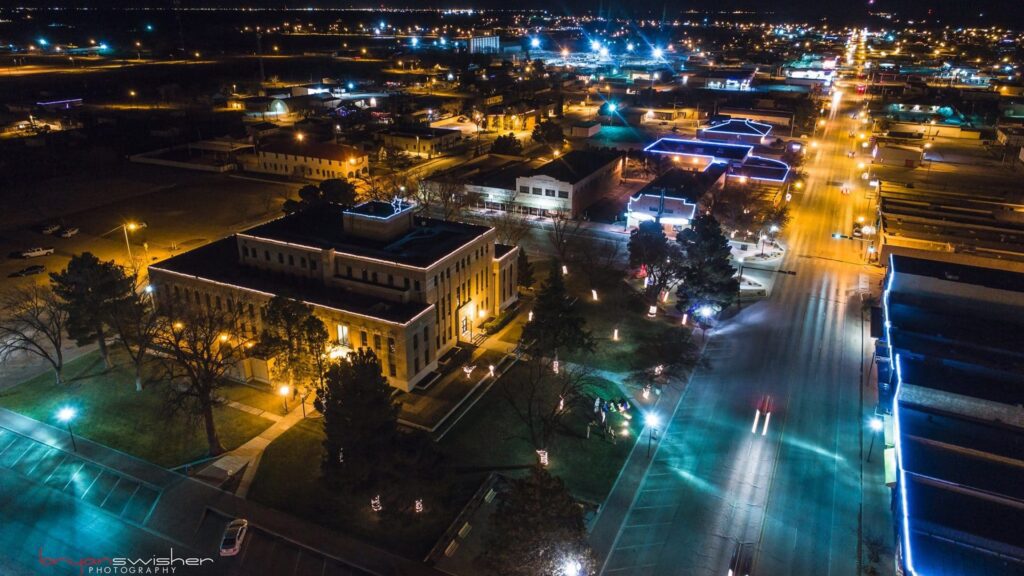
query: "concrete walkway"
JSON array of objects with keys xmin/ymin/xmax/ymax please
[
  {"xmin": 199, "ymin": 396, "xmax": 316, "ymax": 498},
  {"xmin": 587, "ymin": 326, "xmax": 706, "ymax": 566}
]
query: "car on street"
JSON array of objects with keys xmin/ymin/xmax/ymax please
[
  {"xmin": 59, "ymin": 227, "xmax": 79, "ymax": 238},
  {"xmin": 219, "ymin": 519, "xmax": 249, "ymax": 557},
  {"xmin": 20, "ymin": 247, "xmax": 55, "ymax": 258},
  {"xmin": 39, "ymin": 223, "xmax": 61, "ymax": 235},
  {"xmin": 8, "ymin": 265, "xmax": 45, "ymax": 277},
  {"xmin": 752, "ymin": 394, "xmax": 773, "ymax": 436}
]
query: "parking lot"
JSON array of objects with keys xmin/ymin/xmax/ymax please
[
  {"xmin": 196, "ymin": 509, "xmax": 375, "ymax": 576},
  {"xmin": 0, "ymin": 426, "xmax": 161, "ymax": 525}
]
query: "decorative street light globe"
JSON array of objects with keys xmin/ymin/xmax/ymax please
[
  {"xmin": 56, "ymin": 407, "xmax": 76, "ymax": 423},
  {"xmin": 562, "ymin": 559, "xmax": 582, "ymax": 576},
  {"xmin": 530, "ymin": 37, "xmax": 540, "ymax": 49},
  {"xmin": 698, "ymin": 305, "xmax": 714, "ymax": 319},
  {"xmin": 645, "ymin": 413, "xmax": 660, "ymax": 428},
  {"xmin": 869, "ymin": 417, "xmax": 883, "ymax": 432},
  {"xmin": 653, "ymin": 47, "xmax": 664, "ymax": 59}
]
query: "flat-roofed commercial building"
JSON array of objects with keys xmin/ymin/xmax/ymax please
[
  {"xmin": 879, "ymin": 254, "xmax": 1024, "ymax": 576},
  {"xmin": 626, "ymin": 165, "xmax": 727, "ymax": 233},
  {"xmin": 380, "ymin": 126, "xmax": 462, "ymax": 158},
  {"xmin": 148, "ymin": 201, "xmax": 518, "ymax": 391},
  {"xmin": 253, "ymin": 140, "xmax": 368, "ymax": 181}
]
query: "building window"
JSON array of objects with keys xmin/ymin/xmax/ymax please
[
  {"xmin": 388, "ymin": 337, "xmax": 395, "ymax": 353},
  {"xmin": 414, "ymin": 358, "xmax": 420, "ymax": 373},
  {"xmin": 414, "ymin": 280, "xmax": 421, "ymax": 291},
  {"xmin": 413, "ymin": 334, "xmax": 419, "ymax": 350},
  {"xmin": 278, "ymin": 253, "xmax": 284, "ymax": 264},
  {"xmin": 519, "ymin": 185, "xmax": 529, "ymax": 195},
  {"xmin": 360, "ymin": 331, "xmax": 368, "ymax": 347},
  {"xmin": 558, "ymin": 191, "xmax": 569, "ymax": 198},
  {"xmin": 288, "ymin": 255, "xmax": 294, "ymax": 266},
  {"xmin": 346, "ymin": 266, "xmax": 353, "ymax": 277},
  {"xmin": 265, "ymin": 250, "xmax": 270, "ymax": 261},
  {"xmin": 337, "ymin": 324, "xmax": 349, "ymax": 343},
  {"xmin": 311, "ymin": 260, "xmax": 317, "ymax": 271},
  {"xmin": 374, "ymin": 334, "xmax": 382, "ymax": 350},
  {"xmin": 372, "ymin": 272, "xmax": 378, "ymax": 283},
  {"xmin": 387, "ymin": 274, "xmax": 394, "ymax": 286},
  {"xmin": 404, "ymin": 278, "xmax": 411, "ymax": 289},
  {"xmin": 532, "ymin": 187, "xmax": 542, "ymax": 195},
  {"xmin": 300, "ymin": 257, "xmax": 306, "ymax": 268},
  {"xmin": 545, "ymin": 189, "xmax": 556, "ymax": 197},
  {"xmin": 242, "ymin": 246, "xmax": 249, "ymax": 257},
  {"xmin": 389, "ymin": 362, "xmax": 397, "ymax": 377},
  {"xmin": 215, "ymin": 296, "xmax": 222, "ymax": 310}
]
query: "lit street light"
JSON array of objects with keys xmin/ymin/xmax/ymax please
[
  {"xmin": 279, "ymin": 385, "xmax": 290, "ymax": 412},
  {"xmin": 867, "ymin": 416, "xmax": 883, "ymax": 462},
  {"xmin": 562, "ymin": 558, "xmax": 582, "ymax": 576},
  {"xmin": 645, "ymin": 412, "xmax": 660, "ymax": 458},
  {"xmin": 56, "ymin": 407, "xmax": 77, "ymax": 452}
]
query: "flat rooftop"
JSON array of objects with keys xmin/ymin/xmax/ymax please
[
  {"xmin": 150, "ymin": 239, "xmax": 431, "ymax": 325},
  {"xmin": 885, "ymin": 254, "xmax": 1024, "ymax": 575},
  {"xmin": 242, "ymin": 204, "xmax": 492, "ymax": 269},
  {"xmin": 643, "ymin": 138, "xmax": 753, "ymax": 162},
  {"xmin": 633, "ymin": 164, "xmax": 727, "ymax": 202},
  {"xmin": 528, "ymin": 150, "xmax": 623, "ymax": 185}
]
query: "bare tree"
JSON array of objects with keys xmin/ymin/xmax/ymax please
[
  {"xmin": 0, "ymin": 286, "xmax": 69, "ymax": 385},
  {"xmin": 548, "ymin": 211, "xmax": 585, "ymax": 262},
  {"xmin": 108, "ymin": 282, "xmax": 161, "ymax": 392},
  {"xmin": 497, "ymin": 355, "xmax": 593, "ymax": 454},
  {"xmin": 487, "ymin": 194, "xmax": 532, "ymax": 245},
  {"xmin": 416, "ymin": 177, "xmax": 472, "ymax": 221},
  {"xmin": 575, "ymin": 238, "xmax": 623, "ymax": 286},
  {"xmin": 156, "ymin": 301, "xmax": 255, "ymax": 456}
]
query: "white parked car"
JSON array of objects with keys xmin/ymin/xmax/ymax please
[
  {"xmin": 21, "ymin": 247, "xmax": 55, "ymax": 258},
  {"xmin": 59, "ymin": 227, "xmax": 79, "ymax": 238},
  {"xmin": 219, "ymin": 519, "xmax": 248, "ymax": 557},
  {"xmin": 40, "ymin": 223, "xmax": 61, "ymax": 235}
]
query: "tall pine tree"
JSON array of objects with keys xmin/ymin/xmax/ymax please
[
  {"xmin": 50, "ymin": 252, "xmax": 134, "ymax": 369},
  {"xmin": 675, "ymin": 214, "xmax": 739, "ymax": 313},
  {"xmin": 520, "ymin": 260, "xmax": 592, "ymax": 356},
  {"xmin": 319, "ymin": 348, "xmax": 400, "ymax": 489}
]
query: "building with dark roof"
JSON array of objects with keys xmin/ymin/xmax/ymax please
[
  {"xmin": 644, "ymin": 138, "xmax": 791, "ymax": 186},
  {"xmin": 698, "ymin": 119, "xmax": 773, "ymax": 145},
  {"xmin": 878, "ymin": 253, "xmax": 1024, "ymax": 576},
  {"xmin": 626, "ymin": 165, "xmax": 726, "ymax": 233},
  {"xmin": 149, "ymin": 201, "xmax": 518, "ymax": 391},
  {"xmin": 380, "ymin": 126, "xmax": 461, "ymax": 158},
  {"xmin": 512, "ymin": 150, "xmax": 624, "ymax": 217},
  {"xmin": 253, "ymin": 139, "xmax": 368, "ymax": 181}
]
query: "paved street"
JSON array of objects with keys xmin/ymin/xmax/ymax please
[{"xmin": 593, "ymin": 83, "xmax": 892, "ymax": 575}]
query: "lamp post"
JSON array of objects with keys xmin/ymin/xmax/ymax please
[
  {"xmin": 867, "ymin": 416, "xmax": 883, "ymax": 462},
  {"xmin": 279, "ymin": 385, "xmax": 290, "ymax": 413},
  {"xmin": 113, "ymin": 221, "xmax": 145, "ymax": 269},
  {"xmin": 56, "ymin": 407, "xmax": 77, "ymax": 452},
  {"xmin": 645, "ymin": 413, "xmax": 660, "ymax": 458}
]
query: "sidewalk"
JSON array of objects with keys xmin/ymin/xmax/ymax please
[
  {"xmin": 587, "ymin": 326, "xmax": 704, "ymax": 565},
  {"xmin": 197, "ymin": 394, "xmax": 317, "ymax": 497},
  {"xmin": 0, "ymin": 342, "xmax": 97, "ymax": 391}
]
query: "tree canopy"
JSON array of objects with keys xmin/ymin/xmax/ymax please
[
  {"xmin": 480, "ymin": 466, "xmax": 595, "ymax": 576},
  {"xmin": 491, "ymin": 133, "xmax": 523, "ymax": 156},
  {"xmin": 50, "ymin": 252, "xmax": 134, "ymax": 369},
  {"xmin": 676, "ymin": 214, "xmax": 739, "ymax": 314},
  {"xmin": 520, "ymin": 260, "xmax": 593, "ymax": 356},
  {"xmin": 319, "ymin": 348, "xmax": 401, "ymax": 489},
  {"xmin": 531, "ymin": 121, "xmax": 564, "ymax": 147}
]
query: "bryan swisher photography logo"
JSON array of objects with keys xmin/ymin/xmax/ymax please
[{"xmin": 38, "ymin": 547, "xmax": 215, "ymax": 574}]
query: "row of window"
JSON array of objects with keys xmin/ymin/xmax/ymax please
[
  {"xmin": 260, "ymin": 162, "xmax": 363, "ymax": 179},
  {"xmin": 520, "ymin": 185, "xmax": 569, "ymax": 199},
  {"xmin": 242, "ymin": 245, "xmax": 319, "ymax": 272}
]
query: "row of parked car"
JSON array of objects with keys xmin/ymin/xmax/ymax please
[{"xmin": 7, "ymin": 223, "xmax": 80, "ymax": 278}]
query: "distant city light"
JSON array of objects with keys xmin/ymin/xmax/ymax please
[
  {"xmin": 590, "ymin": 40, "xmax": 601, "ymax": 51},
  {"xmin": 653, "ymin": 47, "xmax": 664, "ymax": 59},
  {"xmin": 56, "ymin": 407, "xmax": 76, "ymax": 422},
  {"xmin": 411, "ymin": 37, "xmax": 419, "ymax": 47},
  {"xmin": 38, "ymin": 38, "xmax": 48, "ymax": 46},
  {"xmin": 530, "ymin": 37, "xmax": 540, "ymax": 48},
  {"xmin": 627, "ymin": 42, "xmax": 635, "ymax": 51}
]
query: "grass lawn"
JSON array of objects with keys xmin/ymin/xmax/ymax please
[
  {"xmin": 440, "ymin": 363, "xmax": 641, "ymax": 503},
  {"xmin": 0, "ymin": 349, "xmax": 272, "ymax": 468},
  {"xmin": 219, "ymin": 382, "xmax": 288, "ymax": 416},
  {"xmin": 248, "ymin": 419, "xmax": 476, "ymax": 559}
]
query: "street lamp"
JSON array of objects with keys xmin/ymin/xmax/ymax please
[
  {"xmin": 867, "ymin": 417, "xmax": 883, "ymax": 462},
  {"xmin": 645, "ymin": 413, "xmax": 660, "ymax": 458},
  {"xmin": 56, "ymin": 407, "xmax": 77, "ymax": 452},
  {"xmin": 122, "ymin": 221, "xmax": 143, "ymax": 267},
  {"xmin": 562, "ymin": 558, "xmax": 582, "ymax": 576},
  {"xmin": 279, "ymin": 385, "xmax": 290, "ymax": 412}
]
